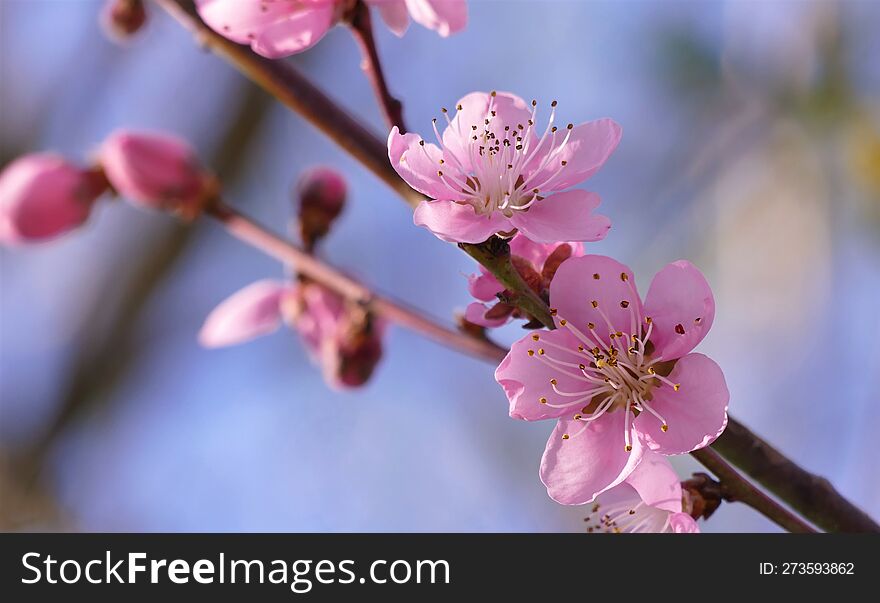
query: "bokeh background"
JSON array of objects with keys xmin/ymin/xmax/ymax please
[{"xmin": 1, "ymin": 0, "xmax": 878, "ymax": 532}]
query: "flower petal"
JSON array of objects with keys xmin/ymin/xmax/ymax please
[
  {"xmin": 367, "ymin": 0, "xmax": 410, "ymax": 36},
  {"xmin": 404, "ymin": 0, "xmax": 467, "ymax": 36},
  {"xmin": 540, "ymin": 412, "xmax": 644, "ymax": 505},
  {"xmin": 251, "ymin": 4, "xmax": 334, "ymax": 58},
  {"xmin": 199, "ymin": 280, "xmax": 289, "ymax": 348},
  {"xmin": 624, "ymin": 451, "xmax": 682, "ymax": 513},
  {"xmin": 526, "ymin": 118, "xmax": 622, "ymax": 191},
  {"xmin": 669, "ymin": 513, "xmax": 700, "ymax": 533},
  {"xmin": 496, "ymin": 329, "xmax": 590, "ymax": 421},
  {"xmin": 388, "ymin": 126, "xmax": 457, "ymax": 199},
  {"xmin": 467, "ymin": 267, "xmax": 503, "ymax": 301},
  {"xmin": 195, "ymin": 0, "xmax": 334, "ymax": 58},
  {"xmin": 548, "ymin": 254, "xmax": 644, "ymax": 337},
  {"xmin": 464, "ymin": 302, "xmax": 509, "ymax": 328},
  {"xmin": 634, "ymin": 353, "xmax": 729, "ymax": 454},
  {"xmin": 643, "ymin": 260, "xmax": 716, "ymax": 361},
  {"xmin": 509, "ymin": 189, "xmax": 611, "ymax": 243},
  {"xmin": 413, "ymin": 199, "xmax": 507, "ymax": 243},
  {"xmin": 443, "ymin": 91, "xmax": 534, "ymax": 172}
]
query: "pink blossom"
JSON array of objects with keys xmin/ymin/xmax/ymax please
[
  {"xmin": 585, "ymin": 452, "xmax": 699, "ymax": 533},
  {"xmin": 195, "ymin": 0, "xmax": 466, "ymax": 59},
  {"xmin": 465, "ymin": 234, "xmax": 583, "ymax": 328},
  {"xmin": 388, "ymin": 91, "xmax": 620, "ymax": 244},
  {"xmin": 199, "ymin": 279, "xmax": 384, "ymax": 388},
  {"xmin": 0, "ymin": 153, "xmax": 107, "ymax": 245},
  {"xmin": 100, "ymin": 130, "xmax": 214, "ymax": 218},
  {"xmin": 495, "ymin": 255, "xmax": 728, "ymax": 505}
]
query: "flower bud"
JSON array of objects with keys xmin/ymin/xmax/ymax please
[
  {"xmin": 1, "ymin": 153, "xmax": 107, "ymax": 245},
  {"xmin": 100, "ymin": 0, "xmax": 147, "ymax": 43},
  {"xmin": 99, "ymin": 130, "xmax": 216, "ymax": 219},
  {"xmin": 295, "ymin": 167, "xmax": 346, "ymax": 250}
]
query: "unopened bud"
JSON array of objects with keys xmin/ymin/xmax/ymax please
[
  {"xmin": 295, "ymin": 167, "xmax": 346, "ymax": 250},
  {"xmin": 100, "ymin": 0, "xmax": 147, "ymax": 43},
  {"xmin": 1, "ymin": 153, "xmax": 108, "ymax": 245},
  {"xmin": 99, "ymin": 130, "xmax": 216, "ymax": 219}
]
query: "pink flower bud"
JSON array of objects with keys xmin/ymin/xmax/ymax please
[
  {"xmin": 100, "ymin": 130, "xmax": 216, "ymax": 219},
  {"xmin": 100, "ymin": 0, "xmax": 147, "ymax": 43},
  {"xmin": 295, "ymin": 167, "xmax": 347, "ymax": 250},
  {"xmin": 0, "ymin": 153, "xmax": 107, "ymax": 245}
]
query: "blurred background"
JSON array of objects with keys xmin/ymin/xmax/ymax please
[{"xmin": 1, "ymin": 0, "xmax": 878, "ymax": 532}]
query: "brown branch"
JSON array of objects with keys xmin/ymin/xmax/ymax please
[
  {"xmin": 208, "ymin": 201, "xmax": 507, "ymax": 365},
  {"xmin": 711, "ymin": 419, "xmax": 879, "ymax": 533},
  {"xmin": 691, "ymin": 447, "xmax": 817, "ymax": 533},
  {"xmin": 346, "ymin": 0, "xmax": 406, "ymax": 132},
  {"xmin": 155, "ymin": 0, "xmax": 880, "ymax": 533}
]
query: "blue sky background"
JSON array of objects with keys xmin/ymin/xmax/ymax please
[{"xmin": 1, "ymin": 0, "xmax": 878, "ymax": 532}]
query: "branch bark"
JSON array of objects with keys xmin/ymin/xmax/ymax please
[
  {"xmin": 155, "ymin": 0, "xmax": 880, "ymax": 533},
  {"xmin": 208, "ymin": 201, "xmax": 507, "ymax": 365},
  {"xmin": 346, "ymin": 0, "xmax": 406, "ymax": 132},
  {"xmin": 690, "ymin": 447, "xmax": 816, "ymax": 533}
]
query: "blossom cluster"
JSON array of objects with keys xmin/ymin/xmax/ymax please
[
  {"xmin": 390, "ymin": 91, "xmax": 729, "ymax": 532},
  {"xmin": 1, "ymin": 1, "xmax": 731, "ymax": 532}
]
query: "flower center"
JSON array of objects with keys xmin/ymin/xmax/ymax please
[
  {"xmin": 526, "ymin": 292, "xmax": 681, "ymax": 452},
  {"xmin": 422, "ymin": 93, "xmax": 574, "ymax": 217}
]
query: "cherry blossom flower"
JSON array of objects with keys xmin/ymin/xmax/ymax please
[
  {"xmin": 195, "ymin": 0, "xmax": 466, "ymax": 59},
  {"xmin": 496, "ymin": 255, "xmax": 728, "ymax": 504},
  {"xmin": 0, "ymin": 153, "xmax": 108, "ymax": 245},
  {"xmin": 199, "ymin": 279, "xmax": 384, "ymax": 388},
  {"xmin": 388, "ymin": 91, "xmax": 620, "ymax": 244},
  {"xmin": 584, "ymin": 452, "xmax": 699, "ymax": 533},
  {"xmin": 99, "ymin": 130, "xmax": 215, "ymax": 218},
  {"xmin": 465, "ymin": 233, "xmax": 583, "ymax": 327}
]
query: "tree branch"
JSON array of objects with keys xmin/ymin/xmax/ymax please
[
  {"xmin": 691, "ymin": 447, "xmax": 816, "ymax": 533},
  {"xmin": 208, "ymin": 201, "xmax": 507, "ymax": 365},
  {"xmin": 711, "ymin": 420, "xmax": 880, "ymax": 533},
  {"xmin": 346, "ymin": 0, "xmax": 406, "ymax": 132},
  {"xmin": 155, "ymin": 0, "xmax": 880, "ymax": 533}
]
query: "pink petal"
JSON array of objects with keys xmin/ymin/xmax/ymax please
[
  {"xmin": 509, "ymin": 189, "xmax": 611, "ymax": 243},
  {"xmin": 366, "ymin": 0, "xmax": 410, "ymax": 36},
  {"xmin": 404, "ymin": 0, "xmax": 467, "ymax": 37},
  {"xmin": 525, "ymin": 119, "xmax": 622, "ymax": 191},
  {"xmin": 195, "ymin": 0, "xmax": 334, "ymax": 58},
  {"xmin": 643, "ymin": 260, "xmax": 716, "ymax": 361},
  {"xmin": 464, "ymin": 302, "xmax": 509, "ymax": 328},
  {"xmin": 669, "ymin": 513, "xmax": 700, "ymax": 533},
  {"xmin": 251, "ymin": 4, "xmax": 334, "ymax": 58},
  {"xmin": 199, "ymin": 280, "xmax": 290, "ymax": 348},
  {"xmin": 548, "ymin": 254, "xmax": 644, "ymax": 337},
  {"xmin": 467, "ymin": 267, "xmax": 503, "ymax": 301},
  {"xmin": 540, "ymin": 413, "xmax": 644, "ymax": 505},
  {"xmin": 413, "ymin": 199, "xmax": 508, "ymax": 243},
  {"xmin": 634, "ymin": 353, "xmax": 729, "ymax": 455},
  {"xmin": 624, "ymin": 451, "xmax": 682, "ymax": 513},
  {"xmin": 443, "ymin": 91, "xmax": 534, "ymax": 172},
  {"xmin": 388, "ymin": 126, "xmax": 456, "ymax": 200},
  {"xmin": 495, "ymin": 329, "xmax": 588, "ymax": 422}
]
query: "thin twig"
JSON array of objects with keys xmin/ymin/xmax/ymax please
[
  {"xmin": 208, "ymin": 201, "xmax": 507, "ymax": 365},
  {"xmin": 346, "ymin": 0, "xmax": 406, "ymax": 131},
  {"xmin": 156, "ymin": 0, "xmax": 880, "ymax": 533},
  {"xmin": 691, "ymin": 447, "xmax": 817, "ymax": 533}
]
